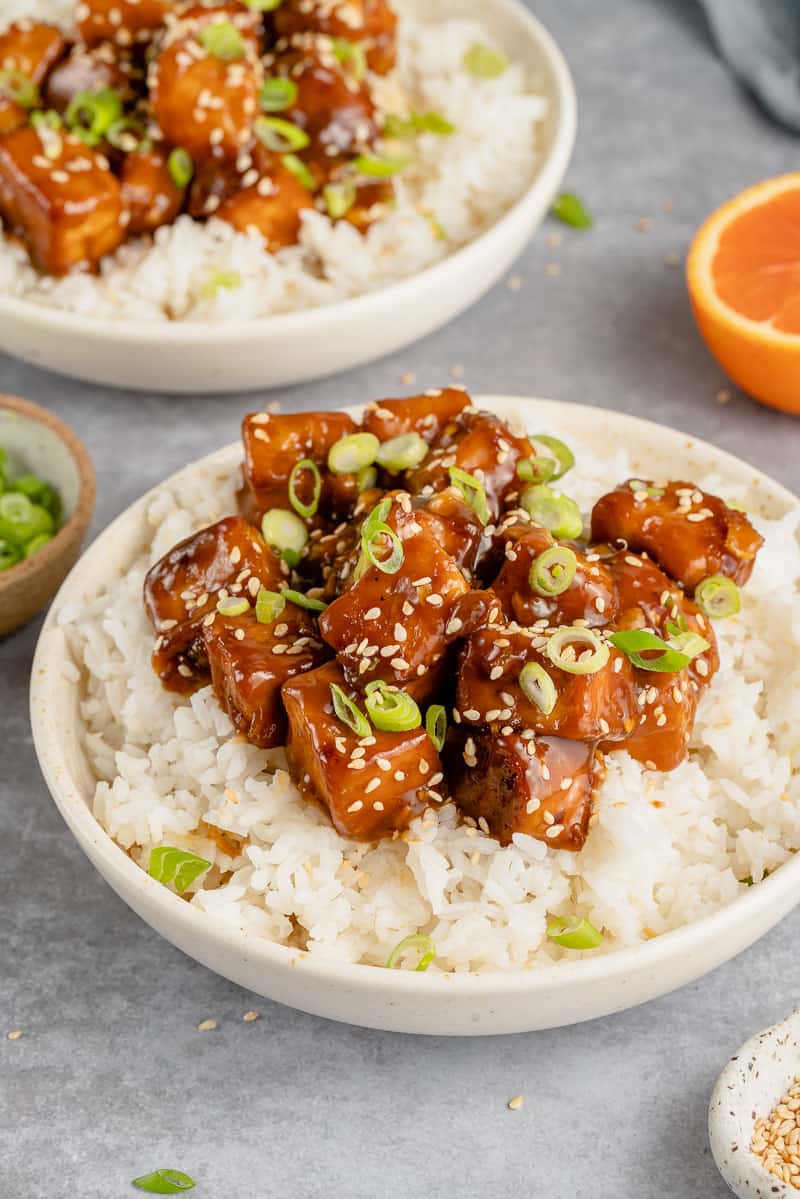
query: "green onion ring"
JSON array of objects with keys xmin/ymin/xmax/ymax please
[
  {"xmin": 323, "ymin": 180, "xmax": 356, "ymax": 219},
  {"xmin": 545, "ymin": 627, "xmax": 610, "ymax": 675},
  {"xmin": 357, "ymin": 465, "xmax": 377, "ymax": 492},
  {"xmin": 282, "ymin": 588, "xmax": 327, "ymax": 613},
  {"xmin": 386, "ymin": 933, "xmax": 436, "ymax": 971},
  {"xmin": 254, "ymin": 115, "xmax": 310, "ymax": 153},
  {"xmin": 448, "ymin": 466, "xmax": 490, "ymax": 525},
  {"xmin": 517, "ymin": 456, "xmax": 554, "ymax": 485},
  {"xmin": 608, "ymin": 629, "xmax": 690, "ymax": 673},
  {"xmin": 531, "ymin": 435, "xmax": 575, "ymax": 481},
  {"xmin": 255, "ymin": 588, "xmax": 286, "ymax": 624},
  {"xmin": 695, "ymin": 574, "xmax": 741, "ymax": 620},
  {"xmin": 352, "ymin": 153, "xmax": 409, "ymax": 178},
  {"xmin": 425, "ymin": 704, "xmax": 447, "ymax": 751},
  {"xmin": 242, "ymin": 0, "xmax": 284, "ymax": 9},
  {"xmin": 259, "ymin": 76, "xmax": 298, "ymax": 112},
  {"xmin": 666, "ymin": 630, "xmax": 710, "ymax": 660},
  {"xmin": 331, "ymin": 37, "xmax": 367, "ymax": 82},
  {"xmin": 519, "ymin": 662, "xmax": 557, "ymax": 715},
  {"xmin": 328, "ymin": 432, "xmax": 380, "ymax": 475},
  {"xmin": 281, "ymin": 153, "xmax": 316, "ymax": 191},
  {"xmin": 364, "ymin": 680, "xmax": 421, "ymax": 732},
  {"xmin": 330, "ymin": 682, "xmax": 371, "ymax": 739},
  {"xmin": 106, "ymin": 115, "xmax": 145, "ymax": 150},
  {"xmin": 520, "ymin": 484, "xmax": 583, "ymax": 540},
  {"xmin": 167, "ymin": 146, "xmax": 194, "ymax": 189},
  {"xmin": 261, "ymin": 508, "xmax": 308, "ymax": 557},
  {"xmin": 529, "ymin": 545, "xmax": 577, "ymax": 597},
  {"xmin": 363, "ymin": 522, "xmax": 403, "ymax": 574},
  {"xmin": 30, "ymin": 109, "xmax": 62, "ymax": 132},
  {"xmin": 546, "ymin": 916, "xmax": 603, "ymax": 950},
  {"xmin": 216, "ymin": 596, "xmax": 250, "ymax": 617},
  {"xmin": 199, "ymin": 20, "xmax": 245, "ymax": 60},
  {"xmin": 65, "ymin": 87, "xmax": 122, "ymax": 146},
  {"xmin": 288, "ymin": 457, "xmax": 321, "ymax": 519},
  {"xmin": 376, "ymin": 432, "xmax": 429, "ymax": 473},
  {"xmin": 0, "ymin": 69, "xmax": 39, "ymax": 109}
]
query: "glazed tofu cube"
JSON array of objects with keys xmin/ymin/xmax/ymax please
[
  {"xmin": 203, "ymin": 607, "xmax": 328, "ymax": 747},
  {"xmin": 282, "ymin": 662, "xmax": 443, "ymax": 839},
  {"xmin": 0, "ymin": 21, "xmax": 66, "ymax": 85},
  {"xmin": 217, "ymin": 156, "xmax": 314, "ymax": 251},
  {"xmin": 318, "ymin": 494, "xmax": 471, "ymax": 695},
  {"xmin": 491, "ymin": 523, "xmax": 617, "ymax": 629},
  {"xmin": 445, "ymin": 728, "xmax": 599, "ymax": 850},
  {"xmin": 273, "ymin": 0, "xmax": 398, "ymax": 74},
  {"xmin": 416, "ymin": 487, "xmax": 486, "ymax": 575},
  {"xmin": 362, "ymin": 387, "xmax": 471, "ymax": 444},
  {"xmin": 0, "ymin": 128, "xmax": 123, "ymax": 274},
  {"xmin": 240, "ymin": 409, "xmax": 358, "ymax": 520},
  {"xmin": 45, "ymin": 43, "xmax": 140, "ymax": 114},
  {"xmin": 77, "ymin": 0, "xmax": 168, "ymax": 48},
  {"xmin": 591, "ymin": 479, "xmax": 764, "ymax": 591},
  {"xmin": 621, "ymin": 669, "xmax": 699, "ymax": 772},
  {"xmin": 144, "ymin": 515, "xmax": 285, "ymax": 691},
  {"xmin": 121, "ymin": 147, "xmax": 185, "ymax": 235},
  {"xmin": 151, "ymin": 36, "xmax": 259, "ymax": 162},
  {"xmin": 456, "ymin": 625, "xmax": 638, "ymax": 743},
  {"xmin": 407, "ymin": 410, "xmax": 534, "ymax": 521}
]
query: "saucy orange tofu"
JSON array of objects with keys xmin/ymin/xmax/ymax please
[
  {"xmin": 416, "ymin": 488, "xmax": 486, "ymax": 575},
  {"xmin": 456, "ymin": 625, "xmax": 638, "ymax": 743},
  {"xmin": 491, "ymin": 522, "xmax": 618, "ymax": 629},
  {"xmin": 407, "ymin": 409, "xmax": 534, "ymax": 521},
  {"xmin": 144, "ymin": 515, "xmax": 286, "ymax": 691},
  {"xmin": 240, "ymin": 409, "xmax": 358, "ymax": 519},
  {"xmin": 0, "ymin": 21, "xmax": 66, "ymax": 85},
  {"xmin": 151, "ymin": 34, "xmax": 260, "ymax": 162},
  {"xmin": 204, "ymin": 606, "xmax": 328, "ymax": 746},
  {"xmin": 217, "ymin": 155, "xmax": 314, "ymax": 250},
  {"xmin": 282, "ymin": 662, "xmax": 442, "ymax": 839},
  {"xmin": 362, "ymin": 387, "xmax": 471, "ymax": 444},
  {"xmin": 273, "ymin": 0, "xmax": 398, "ymax": 75},
  {"xmin": 445, "ymin": 728, "xmax": 599, "ymax": 850},
  {"xmin": 45, "ymin": 43, "xmax": 140, "ymax": 113},
  {"xmin": 318, "ymin": 493, "xmax": 472, "ymax": 695},
  {"xmin": 0, "ymin": 127, "xmax": 123, "ymax": 274},
  {"xmin": 77, "ymin": 0, "xmax": 169, "ymax": 48},
  {"xmin": 591, "ymin": 479, "xmax": 764, "ymax": 591},
  {"xmin": 121, "ymin": 147, "xmax": 185, "ymax": 235}
]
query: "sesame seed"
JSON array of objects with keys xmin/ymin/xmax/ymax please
[
  {"xmin": 394, "ymin": 771, "xmax": 406, "ymax": 782},
  {"xmin": 347, "ymin": 800, "xmax": 364, "ymax": 813},
  {"xmin": 365, "ymin": 779, "xmax": 381, "ymax": 794},
  {"xmin": 490, "ymin": 665, "xmax": 503, "ymax": 681},
  {"xmin": 365, "ymin": 607, "xmax": 381, "ymax": 620},
  {"xmin": 243, "ymin": 1010, "xmax": 261, "ymax": 1022},
  {"xmin": 6, "ymin": 1030, "xmax": 23, "ymax": 1041},
  {"xmin": 197, "ymin": 1019, "xmax": 218, "ymax": 1031},
  {"xmin": 508, "ymin": 1095, "xmax": 524, "ymax": 1111}
]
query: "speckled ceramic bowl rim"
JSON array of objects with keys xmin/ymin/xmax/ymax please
[
  {"xmin": 0, "ymin": 394, "xmax": 95, "ymax": 592},
  {"xmin": 29, "ymin": 398, "xmax": 800, "ymax": 1001},
  {"xmin": 0, "ymin": 0, "xmax": 576, "ymax": 343}
]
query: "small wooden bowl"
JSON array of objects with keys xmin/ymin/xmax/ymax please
[{"xmin": 0, "ymin": 394, "xmax": 95, "ymax": 637}]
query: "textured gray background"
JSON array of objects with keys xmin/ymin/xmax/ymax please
[{"xmin": 2, "ymin": 1, "xmax": 800, "ymax": 1196}]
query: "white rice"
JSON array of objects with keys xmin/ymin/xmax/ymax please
[
  {"xmin": 56, "ymin": 424, "xmax": 800, "ymax": 972},
  {"xmin": 0, "ymin": 2, "xmax": 546, "ymax": 321}
]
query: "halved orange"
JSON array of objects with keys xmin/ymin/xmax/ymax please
[{"xmin": 687, "ymin": 173, "xmax": 800, "ymax": 415}]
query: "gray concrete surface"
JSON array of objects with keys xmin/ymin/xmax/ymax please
[{"xmin": 2, "ymin": 1, "xmax": 800, "ymax": 1196}]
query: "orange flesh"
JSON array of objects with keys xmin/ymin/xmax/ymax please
[{"xmin": 713, "ymin": 188, "xmax": 800, "ymax": 333}]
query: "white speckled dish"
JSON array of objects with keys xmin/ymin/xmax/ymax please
[{"xmin": 710, "ymin": 1010, "xmax": 800, "ymax": 1197}]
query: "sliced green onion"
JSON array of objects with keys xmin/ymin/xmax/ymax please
[
  {"xmin": 216, "ymin": 596, "xmax": 249, "ymax": 617},
  {"xmin": 261, "ymin": 508, "xmax": 308, "ymax": 558},
  {"xmin": 201, "ymin": 268, "xmax": 242, "ymax": 298},
  {"xmin": 551, "ymin": 192, "xmax": 593, "ymax": 229},
  {"xmin": 364, "ymin": 681, "xmax": 421, "ymax": 732},
  {"xmin": 255, "ymin": 588, "xmax": 286, "ymax": 624},
  {"xmin": 357, "ymin": 465, "xmax": 377, "ymax": 492},
  {"xmin": 24, "ymin": 532, "xmax": 53, "ymax": 558},
  {"xmin": 529, "ymin": 545, "xmax": 577, "ymax": 597},
  {"xmin": 519, "ymin": 662, "xmax": 557, "ymax": 715},
  {"xmin": 107, "ymin": 115, "xmax": 145, "ymax": 150},
  {"xmin": 363, "ymin": 520, "xmax": 403, "ymax": 574},
  {"xmin": 376, "ymin": 432, "xmax": 428, "ymax": 473},
  {"xmin": 352, "ymin": 153, "xmax": 409, "ymax": 178},
  {"xmin": 288, "ymin": 457, "xmax": 321, "ymax": 519},
  {"xmin": 148, "ymin": 847, "xmax": 210, "ymax": 894},
  {"xmin": 667, "ymin": 630, "xmax": 710, "ymax": 660},
  {"xmin": 425, "ymin": 704, "xmax": 447, "ymax": 752},
  {"xmin": 65, "ymin": 87, "xmax": 122, "ymax": 146},
  {"xmin": 132, "ymin": 1168, "xmax": 196, "ymax": 1193},
  {"xmin": 386, "ymin": 933, "xmax": 436, "ymax": 971},
  {"xmin": 628, "ymin": 479, "xmax": 664, "ymax": 499},
  {"xmin": 0, "ymin": 69, "xmax": 39, "ymax": 109},
  {"xmin": 323, "ymin": 181, "xmax": 356, "ymax": 219},
  {"xmin": 546, "ymin": 916, "xmax": 603, "ymax": 950},
  {"xmin": 695, "ymin": 574, "xmax": 741, "ymax": 620},
  {"xmin": 448, "ymin": 466, "xmax": 489, "ymax": 525},
  {"xmin": 331, "ymin": 37, "xmax": 367, "ymax": 81},
  {"xmin": 545, "ymin": 627, "xmax": 610, "ymax": 675},
  {"xmin": 608, "ymin": 629, "xmax": 690, "ymax": 673},
  {"xmin": 0, "ymin": 492, "xmax": 53, "ymax": 548},
  {"xmin": 242, "ymin": 0, "xmax": 283, "ymax": 8},
  {"xmin": 167, "ymin": 147, "xmax": 194, "ymax": 189},
  {"xmin": 259, "ymin": 76, "xmax": 298, "ymax": 112},
  {"xmin": 0, "ymin": 538, "xmax": 22, "ymax": 571},
  {"xmin": 384, "ymin": 111, "xmax": 455, "ymax": 138},
  {"xmin": 282, "ymin": 588, "xmax": 327, "ymax": 612},
  {"xmin": 517, "ymin": 457, "xmax": 553, "ymax": 484},
  {"xmin": 531, "ymin": 435, "xmax": 574, "ymax": 481},
  {"xmin": 11, "ymin": 474, "xmax": 61, "ymax": 521},
  {"xmin": 254, "ymin": 115, "xmax": 310, "ymax": 152},
  {"xmin": 30, "ymin": 109, "xmax": 62, "ymax": 131},
  {"xmin": 199, "ymin": 20, "xmax": 245, "ymax": 60},
  {"xmin": 362, "ymin": 497, "xmax": 392, "ymax": 540},
  {"xmin": 520, "ymin": 484, "xmax": 582, "ymax": 539},
  {"xmin": 462, "ymin": 42, "xmax": 508, "ymax": 78},
  {"xmin": 330, "ymin": 682, "xmax": 371, "ymax": 738},
  {"xmin": 281, "ymin": 152, "xmax": 316, "ymax": 191},
  {"xmin": 328, "ymin": 432, "xmax": 380, "ymax": 474}
]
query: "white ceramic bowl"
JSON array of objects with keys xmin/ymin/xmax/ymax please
[
  {"xmin": 0, "ymin": 0, "xmax": 575, "ymax": 394},
  {"xmin": 30, "ymin": 397, "xmax": 800, "ymax": 1035},
  {"xmin": 709, "ymin": 1010, "xmax": 800, "ymax": 1198}
]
